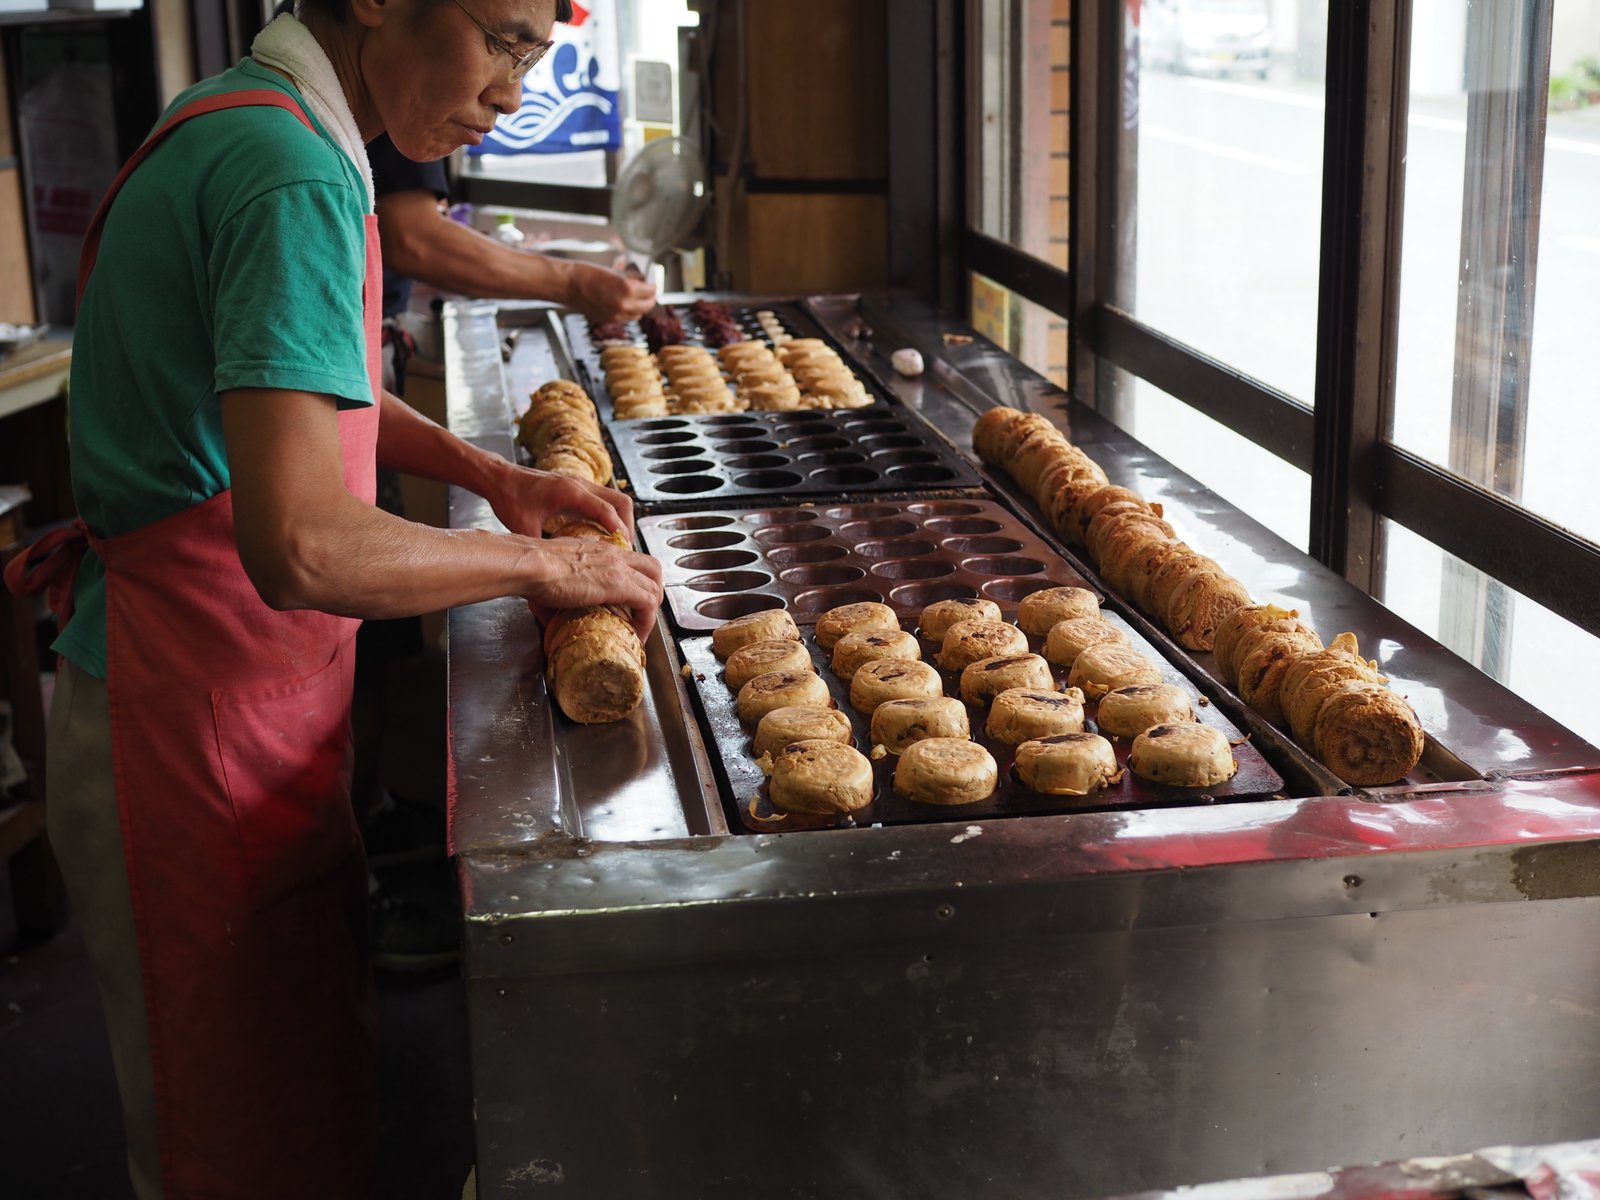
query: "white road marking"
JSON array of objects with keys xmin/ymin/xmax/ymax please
[{"xmin": 1141, "ymin": 124, "xmax": 1314, "ymax": 175}]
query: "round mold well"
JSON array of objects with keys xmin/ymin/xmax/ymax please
[
  {"xmin": 869, "ymin": 558, "xmax": 957, "ymax": 581},
  {"xmin": 889, "ymin": 580, "xmax": 982, "ymax": 608},
  {"xmin": 695, "ymin": 594, "xmax": 787, "ymax": 621},
  {"xmin": 769, "ymin": 409, "xmax": 829, "ymax": 424},
  {"xmin": 655, "ymin": 475, "xmax": 723, "ymax": 495},
  {"xmin": 859, "ymin": 434, "xmax": 923, "ymax": 452},
  {"xmin": 724, "ymin": 454, "xmax": 789, "ymax": 471},
  {"xmin": 706, "ymin": 426, "xmax": 769, "ymax": 441},
  {"xmin": 838, "ymin": 413, "xmax": 904, "ymax": 429},
  {"xmin": 733, "ymin": 469, "xmax": 806, "ymax": 490},
  {"xmin": 810, "ymin": 466, "xmax": 880, "ymax": 487},
  {"xmin": 634, "ymin": 418, "xmax": 691, "ymax": 432},
  {"xmin": 642, "ymin": 445, "xmax": 705, "ymax": 461},
  {"xmin": 712, "ymin": 439, "xmax": 780, "ymax": 456},
  {"xmin": 685, "ymin": 569, "xmax": 772, "ymax": 594},
  {"xmin": 796, "ymin": 450, "xmax": 867, "ymax": 467},
  {"xmin": 941, "ymin": 535, "xmax": 1026, "ymax": 555},
  {"xmin": 963, "ymin": 555, "xmax": 1048, "ymax": 577},
  {"xmin": 765, "ymin": 542, "xmax": 849, "ymax": 565},
  {"xmin": 701, "ymin": 415, "xmax": 757, "ymax": 427},
  {"xmin": 869, "ymin": 448, "xmax": 940, "ymax": 466},
  {"xmin": 907, "ymin": 500, "xmax": 986, "ymax": 517},
  {"xmin": 666, "ymin": 530, "xmax": 746, "ymax": 551},
  {"xmin": 824, "ymin": 503, "xmax": 900, "ymax": 520},
  {"xmin": 792, "ymin": 586, "xmax": 887, "ymax": 612},
  {"xmin": 981, "ymin": 577, "xmax": 1063, "ymax": 603},
  {"xmin": 778, "ymin": 563, "xmax": 867, "ymax": 587},
  {"xmin": 888, "ymin": 465, "xmax": 961, "ymax": 486},
  {"xmin": 840, "ymin": 517, "xmax": 919, "ymax": 540},
  {"xmin": 675, "ymin": 550, "xmax": 759, "ymax": 572},
  {"xmin": 655, "ymin": 514, "xmax": 735, "ymax": 531},
  {"xmin": 923, "ymin": 516, "xmax": 1006, "ymax": 536},
  {"xmin": 651, "ymin": 458, "xmax": 717, "ymax": 476},
  {"xmin": 784, "ymin": 435, "xmax": 852, "ymax": 452},
  {"xmin": 744, "ymin": 509, "xmax": 820, "ymax": 526},
  {"xmin": 752, "ymin": 523, "xmax": 833, "ymax": 545},
  {"xmin": 636, "ymin": 431, "xmax": 699, "ymax": 446},
  {"xmin": 855, "ymin": 538, "xmax": 936, "ymax": 561}
]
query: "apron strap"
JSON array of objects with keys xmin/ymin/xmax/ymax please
[
  {"xmin": 2, "ymin": 518, "xmax": 90, "ymax": 631},
  {"xmin": 77, "ymin": 89, "xmax": 317, "ymax": 308}
]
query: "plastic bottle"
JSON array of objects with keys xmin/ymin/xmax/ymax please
[{"xmin": 493, "ymin": 213, "xmax": 526, "ymax": 247}]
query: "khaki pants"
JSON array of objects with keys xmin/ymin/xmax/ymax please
[{"xmin": 47, "ymin": 659, "xmax": 162, "ymax": 1199}]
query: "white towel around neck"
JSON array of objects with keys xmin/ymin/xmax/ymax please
[{"xmin": 250, "ymin": 12, "xmax": 375, "ymax": 208}]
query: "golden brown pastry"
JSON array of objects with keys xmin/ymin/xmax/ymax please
[
  {"xmin": 712, "ymin": 608, "xmax": 801, "ymax": 660},
  {"xmin": 850, "ymin": 658, "xmax": 944, "ymax": 714},
  {"xmin": 958, "ymin": 653, "xmax": 1055, "ymax": 707},
  {"xmin": 1147, "ymin": 555, "xmax": 1226, "ymax": 626},
  {"xmin": 985, "ymin": 687, "xmax": 1087, "ymax": 744},
  {"xmin": 937, "ymin": 618, "xmax": 1030, "ymax": 671},
  {"xmin": 769, "ymin": 740, "xmax": 875, "ymax": 814},
  {"xmin": 1015, "ymin": 586, "xmax": 1100, "ymax": 638},
  {"xmin": 1085, "ymin": 510, "xmax": 1176, "ymax": 570},
  {"xmin": 1123, "ymin": 538, "xmax": 1195, "ymax": 615},
  {"xmin": 1128, "ymin": 723, "xmax": 1237, "ymax": 787},
  {"xmin": 830, "ymin": 629, "xmax": 921, "ymax": 682},
  {"xmin": 920, "ymin": 597, "xmax": 1003, "ymax": 641},
  {"xmin": 1237, "ymin": 628, "xmax": 1325, "ymax": 725},
  {"xmin": 870, "ymin": 696, "xmax": 971, "ymax": 754},
  {"xmin": 1212, "ymin": 604, "xmax": 1303, "ymax": 683},
  {"xmin": 1282, "ymin": 634, "xmax": 1387, "ymax": 747},
  {"xmin": 1042, "ymin": 616, "xmax": 1129, "ymax": 668},
  {"xmin": 1044, "ymin": 476, "xmax": 1107, "ymax": 546},
  {"xmin": 815, "ymin": 601, "xmax": 900, "ymax": 651},
  {"xmin": 752, "ymin": 705, "xmax": 854, "ymax": 759},
  {"xmin": 723, "ymin": 639, "xmax": 815, "ymax": 692},
  {"xmin": 545, "ymin": 608, "xmax": 647, "ymax": 724},
  {"xmin": 736, "ymin": 669, "xmax": 833, "ymax": 725},
  {"xmin": 1067, "ymin": 643, "xmax": 1163, "ymax": 701},
  {"xmin": 1164, "ymin": 571, "xmax": 1253, "ymax": 651},
  {"xmin": 1014, "ymin": 733, "xmax": 1122, "ymax": 795},
  {"xmin": 1096, "ymin": 683, "xmax": 1195, "ymax": 739},
  {"xmin": 1313, "ymin": 682, "xmax": 1424, "ymax": 787},
  {"xmin": 893, "ymin": 738, "xmax": 998, "ymax": 805}
]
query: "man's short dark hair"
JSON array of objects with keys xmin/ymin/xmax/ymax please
[{"xmin": 295, "ymin": 1, "xmax": 575, "ymax": 24}]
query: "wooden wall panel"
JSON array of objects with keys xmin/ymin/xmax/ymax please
[
  {"xmin": 0, "ymin": 168, "xmax": 36, "ymax": 326},
  {"xmin": 746, "ymin": 1, "xmax": 888, "ymax": 180},
  {"xmin": 744, "ymin": 194, "xmax": 888, "ymax": 294}
]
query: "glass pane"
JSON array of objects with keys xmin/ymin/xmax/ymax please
[
  {"xmin": 1119, "ymin": 374, "xmax": 1310, "ymax": 551},
  {"xmin": 969, "ymin": 273, "xmax": 1070, "ymax": 390},
  {"xmin": 973, "ymin": 0, "xmax": 1072, "ymax": 267},
  {"xmin": 1124, "ymin": 0, "xmax": 1327, "ymax": 402},
  {"xmin": 1381, "ymin": 518, "xmax": 1600, "ymax": 750},
  {"xmin": 1392, "ymin": 1, "xmax": 1600, "ymax": 547}
]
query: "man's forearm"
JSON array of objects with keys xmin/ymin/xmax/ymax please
[
  {"xmin": 375, "ymin": 390, "xmax": 509, "ymax": 497},
  {"xmin": 379, "ymin": 195, "xmax": 576, "ymax": 303}
]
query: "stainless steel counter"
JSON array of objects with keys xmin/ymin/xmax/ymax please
[{"xmin": 445, "ymin": 294, "xmax": 1600, "ymax": 1200}]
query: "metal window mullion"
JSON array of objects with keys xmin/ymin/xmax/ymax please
[{"xmin": 1308, "ymin": 0, "xmax": 1409, "ymax": 589}]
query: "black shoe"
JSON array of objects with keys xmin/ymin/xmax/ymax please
[
  {"xmin": 370, "ymin": 862, "xmax": 460, "ymax": 973},
  {"xmin": 363, "ymin": 790, "xmax": 447, "ymax": 869}
]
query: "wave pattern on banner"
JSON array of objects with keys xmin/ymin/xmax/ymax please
[{"xmin": 471, "ymin": 40, "xmax": 621, "ymax": 156}]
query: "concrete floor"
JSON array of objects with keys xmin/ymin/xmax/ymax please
[{"xmin": 0, "ymin": 648, "xmax": 476, "ymax": 1199}]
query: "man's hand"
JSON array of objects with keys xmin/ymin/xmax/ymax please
[
  {"xmin": 525, "ymin": 538, "xmax": 664, "ymax": 640},
  {"xmin": 567, "ymin": 262, "xmax": 657, "ymax": 324},
  {"xmin": 486, "ymin": 462, "xmax": 636, "ymax": 542}
]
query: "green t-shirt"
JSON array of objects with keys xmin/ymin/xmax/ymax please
[{"xmin": 56, "ymin": 60, "xmax": 375, "ymax": 678}]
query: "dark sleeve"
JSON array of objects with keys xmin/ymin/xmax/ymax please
[{"xmin": 367, "ymin": 134, "xmax": 450, "ymax": 202}]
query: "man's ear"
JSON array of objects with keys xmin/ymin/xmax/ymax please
[{"xmin": 346, "ymin": 0, "xmax": 395, "ymax": 30}]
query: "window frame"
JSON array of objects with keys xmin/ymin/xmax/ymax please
[{"xmin": 945, "ymin": 0, "xmax": 1599, "ymax": 642}]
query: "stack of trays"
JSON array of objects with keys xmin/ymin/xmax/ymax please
[
  {"xmin": 675, "ymin": 608, "xmax": 1284, "ymax": 833},
  {"xmin": 614, "ymin": 411, "xmax": 980, "ymax": 506},
  {"xmin": 639, "ymin": 499, "xmax": 1097, "ymax": 632}
]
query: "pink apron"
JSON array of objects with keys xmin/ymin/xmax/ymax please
[{"xmin": 10, "ymin": 88, "xmax": 382, "ymax": 1197}]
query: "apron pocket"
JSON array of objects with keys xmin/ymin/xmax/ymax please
[{"xmin": 212, "ymin": 651, "xmax": 360, "ymax": 911}]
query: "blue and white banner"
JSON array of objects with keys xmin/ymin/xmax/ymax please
[{"xmin": 470, "ymin": 0, "xmax": 622, "ymax": 156}]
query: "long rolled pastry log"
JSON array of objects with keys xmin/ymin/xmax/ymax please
[
  {"xmin": 1313, "ymin": 681, "xmax": 1424, "ymax": 786},
  {"xmin": 544, "ymin": 606, "xmax": 647, "ymax": 724}
]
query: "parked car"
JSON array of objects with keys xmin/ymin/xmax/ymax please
[{"xmin": 1142, "ymin": 0, "xmax": 1273, "ymax": 79}]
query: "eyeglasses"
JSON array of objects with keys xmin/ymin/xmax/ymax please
[{"xmin": 448, "ymin": 0, "xmax": 555, "ymax": 83}]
